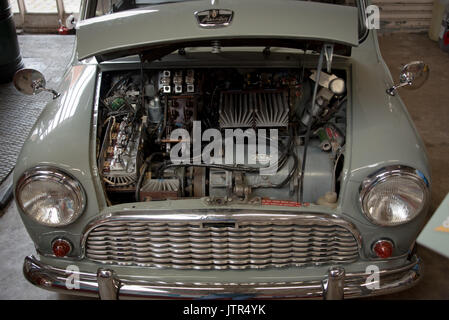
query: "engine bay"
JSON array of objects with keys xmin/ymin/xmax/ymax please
[{"xmin": 96, "ymin": 66, "xmax": 348, "ymax": 207}]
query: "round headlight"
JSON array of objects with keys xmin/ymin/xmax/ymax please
[
  {"xmin": 16, "ymin": 167, "xmax": 86, "ymax": 226},
  {"xmin": 360, "ymin": 166, "xmax": 429, "ymax": 226}
]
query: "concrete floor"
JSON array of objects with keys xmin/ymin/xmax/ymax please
[
  {"xmin": 0, "ymin": 35, "xmax": 75, "ymax": 184},
  {"xmin": 0, "ymin": 35, "xmax": 80, "ymax": 300},
  {"xmin": 0, "ymin": 33, "xmax": 448, "ymax": 299}
]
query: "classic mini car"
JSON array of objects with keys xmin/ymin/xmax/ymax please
[{"xmin": 13, "ymin": 0, "xmax": 430, "ymax": 299}]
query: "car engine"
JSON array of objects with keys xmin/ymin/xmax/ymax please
[{"xmin": 97, "ymin": 67, "xmax": 347, "ymax": 206}]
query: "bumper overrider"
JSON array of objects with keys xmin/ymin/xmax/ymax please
[{"xmin": 23, "ymin": 255, "xmax": 421, "ymax": 299}]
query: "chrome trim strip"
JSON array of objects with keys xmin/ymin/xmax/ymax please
[
  {"xmin": 357, "ymin": 0, "xmax": 370, "ymax": 44},
  {"xmin": 91, "ymin": 70, "xmax": 108, "ymax": 210},
  {"xmin": 80, "ymin": 210, "xmax": 363, "ymax": 261},
  {"xmin": 23, "ymin": 255, "xmax": 421, "ymax": 299}
]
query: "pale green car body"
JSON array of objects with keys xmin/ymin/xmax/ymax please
[{"xmin": 15, "ymin": 0, "xmax": 430, "ymax": 299}]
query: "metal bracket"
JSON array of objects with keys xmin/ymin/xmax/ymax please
[
  {"xmin": 97, "ymin": 269, "xmax": 120, "ymax": 300},
  {"xmin": 43, "ymin": 88, "xmax": 61, "ymax": 100},
  {"xmin": 386, "ymin": 81, "xmax": 412, "ymax": 96},
  {"xmin": 32, "ymin": 80, "xmax": 60, "ymax": 100},
  {"xmin": 324, "ymin": 43, "xmax": 334, "ymax": 74}
]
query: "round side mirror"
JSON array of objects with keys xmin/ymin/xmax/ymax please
[
  {"xmin": 13, "ymin": 68, "xmax": 47, "ymax": 95},
  {"xmin": 387, "ymin": 61, "xmax": 429, "ymax": 96},
  {"xmin": 13, "ymin": 68, "xmax": 60, "ymax": 99},
  {"xmin": 399, "ymin": 61, "xmax": 430, "ymax": 90}
]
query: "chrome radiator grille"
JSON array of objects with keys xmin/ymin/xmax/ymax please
[{"xmin": 85, "ymin": 218, "xmax": 359, "ymax": 270}]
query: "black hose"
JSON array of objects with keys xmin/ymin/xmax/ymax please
[
  {"xmin": 140, "ymin": 54, "xmax": 145, "ymax": 113},
  {"xmin": 315, "ymin": 96, "xmax": 348, "ymax": 127},
  {"xmin": 157, "ymin": 162, "xmax": 261, "ymax": 178},
  {"xmin": 257, "ymin": 126, "xmax": 298, "ymax": 190},
  {"xmin": 258, "ymin": 152, "xmax": 298, "ymax": 189},
  {"xmin": 156, "ymin": 95, "xmax": 168, "ymax": 143},
  {"xmin": 274, "ymin": 126, "xmax": 299, "ymax": 189},
  {"xmin": 275, "ymin": 152, "xmax": 298, "ymax": 188},
  {"xmin": 105, "ymin": 72, "xmax": 132, "ymax": 98},
  {"xmin": 299, "ymin": 46, "xmax": 325, "ymax": 204}
]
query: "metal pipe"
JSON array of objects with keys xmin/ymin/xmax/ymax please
[
  {"xmin": 56, "ymin": 0, "xmax": 65, "ymax": 22},
  {"xmin": 17, "ymin": 0, "xmax": 25, "ymax": 25}
]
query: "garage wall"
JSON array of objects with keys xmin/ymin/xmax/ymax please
[
  {"xmin": 9, "ymin": 0, "xmax": 80, "ymax": 33},
  {"xmin": 373, "ymin": 0, "xmax": 434, "ymax": 33}
]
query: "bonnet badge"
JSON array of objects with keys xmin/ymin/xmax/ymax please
[{"xmin": 195, "ymin": 9, "xmax": 234, "ymax": 28}]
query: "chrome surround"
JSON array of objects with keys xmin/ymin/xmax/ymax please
[
  {"xmin": 15, "ymin": 166, "xmax": 87, "ymax": 227},
  {"xmin": 359, "ymin": 165, "xmax": 430, "ymax": 227},
  {"xmin": 23, "ymin": 254, "xmax": 422, "ymax": 299},
  {"xmin": 194, "ymin": 9, "xmax": 234, "ymax": 28},
  {"xmin": 80, "ymin": 210, "xmax": 363, "ymax": 262}
]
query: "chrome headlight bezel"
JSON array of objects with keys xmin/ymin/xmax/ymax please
[
  {"xmin": 359, "ymin": 165, "xmax": 430, "ymax": 227},
  {"xmin": 16, "ymin": 166, "xmax": 86, "ymax": 227}
]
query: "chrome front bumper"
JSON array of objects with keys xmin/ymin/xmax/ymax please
[{"xmin": 23, "ymin": 255, "xmax": 421, "ymax": 299}]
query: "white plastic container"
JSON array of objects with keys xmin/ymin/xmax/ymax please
[
  {"xmin": 438, "ymin": 3, "xmax": 449, "ymax": 52},
  {"xmin": 429, "ymin": 0, "xmax": 446, "ymax": 41}
]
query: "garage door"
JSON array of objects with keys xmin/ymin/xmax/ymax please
[{"xmin": 373, "ymin": 0, "xmax": 434, "ymax": 33}]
